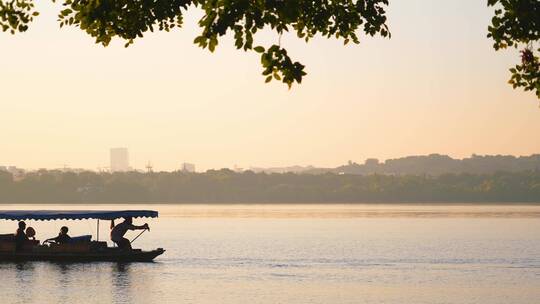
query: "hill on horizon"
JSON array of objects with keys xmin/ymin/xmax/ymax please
[{"xmin": 253, "ymin": 154, "xmax": 540, "ymax": 176}]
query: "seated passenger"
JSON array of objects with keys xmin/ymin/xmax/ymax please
[
  {"xmin": 15, "ymin": 221, "xmax": 29, "ymax": 251},
  {"xmin": 45, "ymin": 226, "xmax": 72, "ymax": 244},
  {"xmin": 26, "ymin": 226, "xmax": 36, "ymax": 240}
]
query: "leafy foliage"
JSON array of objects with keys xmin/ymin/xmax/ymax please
[
  {"xmin": 1, "ymin": 0, "xmax": 538, "ymax": 95},
  {"xmin": 488, "ymin": 0, "xmax": 540, "ymax": 98},
  {"xmin": 2, "ymin": 0, "xmax": 390, "ymax": 88},
  {"xmin": 0, "ymin": 0, "xmax": 38, "ymax": 33}
]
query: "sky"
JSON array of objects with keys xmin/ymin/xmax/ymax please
[{"xmin": 1, "ymin": 0, "xmax": 539, "ymax": 172}]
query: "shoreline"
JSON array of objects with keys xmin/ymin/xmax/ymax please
[
  {"xmin": 1, "ymin": 203, "xmax": 540, "ymax": 218},
  {"xmin": 0, "ymin": 201, "xmax": 539, "ymax": 205}
]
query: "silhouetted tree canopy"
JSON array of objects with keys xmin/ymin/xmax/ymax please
[
  {"xmin": 1, "ymin": 0, "xmax": 538, "ymax": 96},
  {"xmin": 488, "ymin": 0, "xmax": 540, "ymax": 98},
  {"xmin": 1, "ymin": 0, "xmax": 389, "ymax": 88}
]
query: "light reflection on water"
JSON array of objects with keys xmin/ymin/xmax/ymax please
[{"xmin": 0, "ymin": 204, "xmax": 539, "ymax": 304}]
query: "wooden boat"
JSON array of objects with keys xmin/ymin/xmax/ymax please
[{"xmin": 0, "ymin": 210, "xmax": 165, "ymax": 262}]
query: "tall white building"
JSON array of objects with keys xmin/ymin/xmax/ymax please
[
  {"xmin": 180, "ymin": 162, "xmax": 195, "ymax": 173},
  {"xmin": 110, "ymin": 148, "xmax": 130, "ymax": 172}
]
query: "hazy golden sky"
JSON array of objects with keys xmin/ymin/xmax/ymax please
[{"xmin": 1, "ymin": 0, "xmax": 539, "ymax": 171}]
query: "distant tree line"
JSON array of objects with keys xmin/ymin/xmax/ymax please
[
  {"xmin": 0, "ymin": 169, "xmax": 539, "ymax": 203},
  {"xmin": 324, "ymin": 154, "xmax": 540, "ymax": 176}
]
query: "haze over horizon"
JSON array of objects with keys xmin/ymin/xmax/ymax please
[{"xmin": 2, "ymin": 0, "xmax": 539, "ymax": 171}]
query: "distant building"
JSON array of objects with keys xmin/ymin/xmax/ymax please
[
  {"xmin": 56, "ymin": 167, "xmax": 87, "ymax": 173},
  {"xmin": 0, "ymin": 166, "xmax": 25, "ymax": 180},
  {"xmin": 249, "ymin": 165, "xmax": 316, "ymax": 174},
  {"xmin": 110, "ymin": 148, "xmax": 130, "ymax": 172},
  {"xmin": 180, "ymin": 162, "xmax": 195, "ymax": 173},
  {"xmin": 364, "ymin": 158, "xmax": 380, "ymax": 166}
]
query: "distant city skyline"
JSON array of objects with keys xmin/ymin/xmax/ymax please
[{"xmin": 2, "ymin": 152, "xmax": 540, "ymax": 173}]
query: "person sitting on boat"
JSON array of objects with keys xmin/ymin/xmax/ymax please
[
  {"xmin": 26, "ymin": 226, "xmax": 36, "ymax": 240},
  {"xmin": 45, "ymin": 226, "xmax": 72, "ymax": 244},
  {"xmin": 15, "ymin": 221, "xmax": 29, "ymax": 251},
  {"xmin": 110, "ymin": 217, "xmax": 149, "ymax": 250}
]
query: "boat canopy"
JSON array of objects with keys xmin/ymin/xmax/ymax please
[{"xmin": 0, "ymin": 210, "xmax": 158, "ymax": 221}]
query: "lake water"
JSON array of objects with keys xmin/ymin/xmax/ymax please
[{"xmin": 0, "ymin": 204, "xmax": 539, "ymax": 304}]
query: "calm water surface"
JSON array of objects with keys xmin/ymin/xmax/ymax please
[{"xmin": 0, "ymin": 204, "xmax": 539, "ymax": 304}]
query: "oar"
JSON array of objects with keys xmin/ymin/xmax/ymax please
[{"xmin": 130, "ymin": 228, "xmax": 149, "ymax": 244}]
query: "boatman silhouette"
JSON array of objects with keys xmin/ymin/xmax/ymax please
[{"xmin": 110, "ymin": 217, "xmax": 149, "ymax": 250}]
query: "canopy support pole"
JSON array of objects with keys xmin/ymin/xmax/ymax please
[{"xmin": 97, "ymin": 219, "xmax": 100, "ymax": 241}]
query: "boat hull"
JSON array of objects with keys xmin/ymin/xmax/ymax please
[{"xmin": 0, "ymin": 248, "xmax": 165, "ymax": 262}]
